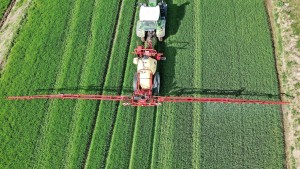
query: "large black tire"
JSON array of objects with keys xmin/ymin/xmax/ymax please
[
  {"xmin": 133, "ymin": 73, "xmax": 138, "ymax": 92},
  {"xmin": 152, "ymin": 73, "xmax": 160, "ymax": 95}
]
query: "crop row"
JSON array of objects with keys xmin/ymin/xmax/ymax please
[
  {"xmin": 0, "ymin": 0, "xmax": 139, "ymax": 168},
  {"xmin": 0, "ymin": 0, "xmax": 76, "ymax": 168},
  {"xmin": 32, "ymin": 0, "xmax": 101, "ymax": 167},
  {"xmin": 83, "ymin": 0, "xmax": 138, "ymax": 168},
  {"xmin": 62, "ymin": 0, "xmax": 127, "ymax": 168},
  {"xmin": 12, "ymin": 0, "xmax": 140, "ymax": 168},
  {"xmin": 150, "ymin": 0, "xmax": 198, "ymax": 168},
  {"xmin": 149, "ymin": 0, "xmax": 285, "ymax": 168},
  {"xmin": 199, "ymin": 0, "xmax": 285, "ymax": 168},
  {"xmin": 0, "ymin": 0, "xmax": 286, "ymax": 168}
]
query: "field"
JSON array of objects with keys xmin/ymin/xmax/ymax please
[{"xmin": 0, "ymin": 0, "xmax": 285, "ymax": 168}]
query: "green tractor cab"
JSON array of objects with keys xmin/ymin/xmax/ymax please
[{"xmin": 136, "ymin": 0, "xmax": 167, "ymax": 42}]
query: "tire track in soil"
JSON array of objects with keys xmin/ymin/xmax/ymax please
[
  {"xmin": 148, "ymin": 16, "xmax": 169, "ymax": 168},
  {"xmin": 192, "ymin": 0, "xmax": 201, "ymax": 167},
  {"xmin": 80, "ymin": 0, "xmax": 129, "ymax": 168},
  {"xmin": 147, "ymin": 107, "xmax": 158, "ymax": 169},
  {"xmin": 125, "ymin": 108, "xmax": 138, "ymax": 168},
  {"xmin": 102, "ymin": 0, "xmax": 138, "ymax": 167},
  {"xmin": 0, "ymin": 0, "xmax": 16, "ymax": 29}
]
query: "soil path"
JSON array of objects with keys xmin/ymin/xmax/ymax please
[
  {"xmin": 0, "ymin": 0, "xmax": 31, "ymax": 71},
  {"xmin": 267, "ymin": 0, "xmax": 300, "ymax": 168},
  {"xmin": 0, "ymin": 0, "xmax": 16, "ymax": 28}
]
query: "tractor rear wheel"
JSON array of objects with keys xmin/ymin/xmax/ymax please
[
  {"xmin": 153, "ymin": 72, "xmax": 160, "ymax": 95},
  {"xmin": 133, "ymin": 73, "xmax": 138, "ymax": 92}
]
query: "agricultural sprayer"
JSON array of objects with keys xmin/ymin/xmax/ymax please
[
  {"xmin": 7, "ymin": 0, "xmax": 289, "ymax": 106},
  {"xmin": 7, "ymin": 38, "xmax": 289, "ymax": 106}
]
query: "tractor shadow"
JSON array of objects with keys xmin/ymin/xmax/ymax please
[
  {"xmin": 36, "ymin": 84, "xmax": 293, "ymax": 99},
  {"xmin": 164, "ymin": 0, "xmax": 190, "ymax": 40},
  {"xmin": 155, "ymin": 40, "xmax": 177, "ymax": 96}
]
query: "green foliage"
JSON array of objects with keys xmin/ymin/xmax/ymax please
[
  {"xmin": 0, "ymin": 0, "xmax": 75, "ymax": 168},
  {"xmin": 63, "ymin": 0, "xmax": 126, "ymax": 168},
  {"xmin": 33, "ymin": 0, "xmax": 102, "ymax": 168},
  {"xmin": 152, "ymin": 0, "xmax": 284, "ymax": 168},
  {"xmin": 198, "ymin": 0, "xmax": 285, "ymax": 168},
  {"xmin": 0, "ymin": 0, "xmax": 285, "ymax": 168},
  {"xmin": 277, "ymin": 1, "xmax": 284, "ymax": 7},
  {"xmin": 0, "ymin": 0, "xmax": 10, "ymax": 18},
  {"xmin": 151, "ymin": 0, "xmax": 196, "ymax": 168},
  {"xmin": 83, "ymin": 1, "xmax": 138, "ymax": 168},
  {"xmin": 129, "ymin": 107, "xmax": 156, "ymax": 169}
]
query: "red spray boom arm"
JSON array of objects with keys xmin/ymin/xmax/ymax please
[{"xmin": 7, "ymin": 94, "xmax": 289, "ymax": 106}]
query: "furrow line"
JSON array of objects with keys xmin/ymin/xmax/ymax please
[
  {"xmin": 100, "ymin": 104, "xmax": 124, "ymax": 168},
  {"xmin": 34, "ymin": 0, "xmax": 97, "ymax": 167},
  {"xmin": 81, "ymin": 101, "xmax": 100, "ymax": 169},
  {"xmin": 148, "ymin": 106, "xmax": 158, "ymax": 169},
  {"xmin": 61, "ymin": 0, "xmax": 97, "ymax": 167},
  {"xmin": 32, "ymin": 0, "xmax": 76, "ymax": 158},
  {"xmin": 264, "ymin": 1, "xmax": 283, "ymax": 100},
  {"xmin": 81, "ymin": 0, "xmax": 124, "ymax": 168},
  {"xmin": 124, "ymin": 108, "xmax": 138, "ymax": 169},
  {"xmin": 128, "ymin": 107, "xmax": 142, "ymax": 169},
  {"xmin": 192, "ymin": 0, "xmax": 201, "ymax": 168},
  {"xmin": 103, "ymin": 0, "xmax": 138, "ymax": 167},
  {"xmin": 150, "ymin": 105, "xmax": 162, "ymax": 169},
  {"xmin": 32, "ymin": 1, "xmax": 78, "ymax": 168}
]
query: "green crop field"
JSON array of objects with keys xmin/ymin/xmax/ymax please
[{"xmin": 0, "ymin": 0, "xmax": 285, "ymax": 168}]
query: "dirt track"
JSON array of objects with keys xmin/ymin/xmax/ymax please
[
  {"xmin": 267, "ymin": 0, "xmax": 300, "ymax": 168},
  {"xmin": 0, "ymin": 0, "xmax": 31, "ymax": 71}
]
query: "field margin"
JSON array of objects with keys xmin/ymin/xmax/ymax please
[
  {"xmin": 0, "ymin": 0, "xmax": 15, "ymax": 28},
  {"xmin": 0, "ymin": 0, "xmax": 31, "ymax": 72},
  {"xmin": 267, "ymin": 0, "xmax": 300, "ymax": 168}
]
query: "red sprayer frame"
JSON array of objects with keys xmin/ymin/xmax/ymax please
[
  {"xmin": 132, "ymin": 45, "xmax": 165, "ymax": 60},
  {"xmin": 7, "ymin": 94, "xmax": 289, "ymax": 106}
]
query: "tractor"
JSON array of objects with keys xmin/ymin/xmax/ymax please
[{"xmin": 136, "ymin": 0, "xmax": 167, "ymax": 42}]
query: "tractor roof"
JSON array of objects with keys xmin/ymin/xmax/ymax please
[{"xmin": 139, "ymin": 6, "xmax": 160, "ymax": 21}]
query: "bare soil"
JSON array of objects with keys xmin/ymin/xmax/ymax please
[{"xmin": 267, "ymin": 0, "xmax": 300, "ymax": 168}]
